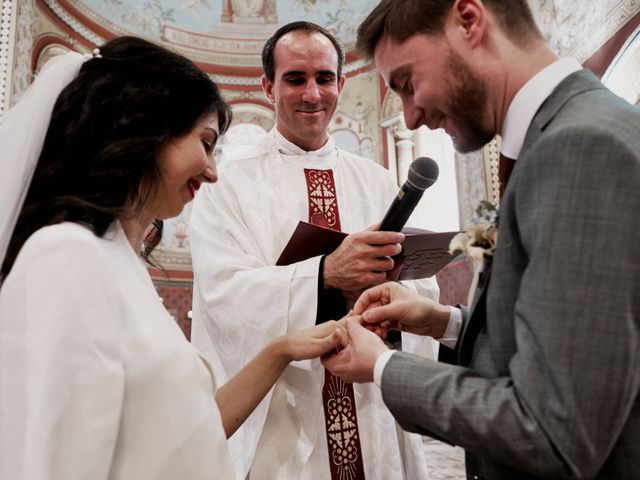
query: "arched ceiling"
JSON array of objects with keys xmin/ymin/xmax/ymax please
[
  {"xmin": 39, "ymin": 0, "xmax": 373, "ymax": 76},
  {"xmin": 36, "ymin": 0, "xmax": 640, "ymax": 85}
]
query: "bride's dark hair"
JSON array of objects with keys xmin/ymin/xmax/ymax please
[{"xmin": 1, "ymin": 36, "xmax": 232, "ymax": 280}]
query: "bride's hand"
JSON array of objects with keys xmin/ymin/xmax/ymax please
[{"xmin": 275, "ymin": 320, "xmax": 349, "ymax": 362}]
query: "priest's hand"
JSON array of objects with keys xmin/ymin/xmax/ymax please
[
  {"xmin": 353, "ymin": 281, "xmax": 450, "ymax": 339},
  {"xmin": 322, "ymin": 316, "xmax": 389, "ymax": 383},
  {"xmin": 323, "ymin": 227, "xmax": 404, "ymax": 293},
  {"xmin": 340, "ymin": 256, "xmax": 408, "ymax": 302}
]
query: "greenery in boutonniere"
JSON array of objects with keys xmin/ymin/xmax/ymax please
[{"xmin": 449, "ymin": 200, "xmax": 498, "ymax": 263}]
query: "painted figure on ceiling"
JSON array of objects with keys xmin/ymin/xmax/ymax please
[{"xmin": 222, "ymin": 0, "xmax": 277, "ymax": 23}]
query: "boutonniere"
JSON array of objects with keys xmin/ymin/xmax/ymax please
[
  {"xmin": 448, "ymin": 200, "xmax": 498, "ymax": 304},
  {"xmin": 449, "ymin": 200, "xmax": 498, "ymax": 263}
]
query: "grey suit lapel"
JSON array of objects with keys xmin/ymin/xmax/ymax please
[
  {"xmin": 456, "ymin": 70, "xmax": 606, "ymax": 366},
  {"xmin": 457, "ymin": 259, "xmax": 492, "ymax": 366},
  {"xmin": 522, "ymin": 69, "xmax": 607, "ymax": 152}
]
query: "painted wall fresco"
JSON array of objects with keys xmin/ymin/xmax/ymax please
[
  {"xmin": 75, "ymin": 0, "xmax": 374, "ymax": 47},
  {"xmin": 331, "ymin": 69, "xmax": 381, "ymax": 165},
  {"xmin": 531, "ymin": 0, "xmax": 639, "ymax": 61},
  {"xmin": 68, "ymin": 0, "xmax": 640, "ymax": 62}
]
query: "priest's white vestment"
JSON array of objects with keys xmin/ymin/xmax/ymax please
[
  {"xmin": 190, "ymin": 130, "xmax": 438, "ymax": 480},
  {"xmin": 0, "ymin": 222, "xmax": 235, "ymax": 480}
]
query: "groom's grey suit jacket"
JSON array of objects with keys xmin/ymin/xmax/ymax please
[{"xmin": 381, "ymin": 70, "xmax": 640, "ymax": 479}]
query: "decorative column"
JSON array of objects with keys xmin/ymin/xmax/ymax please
[
  {"xmin": 413, "ymin": 124, "xmax": 430, "ymax": 159},
  {"xmin": 485, "ymin": 137, "xmax": 501, "ymax": 207},
  {"xmin": 391, "ymin": 118, "xmax": 415, "ymax": 185},
  {"xmin": 11, "ymin": 0, "xmax": 35, "ymax": 104},
  {"xmin": 1, "ymin": 0, "xmax": 35, "ymax": 115},
  {"xmin": 0, "ymin": 0, "xmax": 16, "ymax": 116}
]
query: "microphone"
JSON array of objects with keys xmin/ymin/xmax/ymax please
[{"xmin": 379, "ymin": 157, "xmax": 439, "ymax": 232}]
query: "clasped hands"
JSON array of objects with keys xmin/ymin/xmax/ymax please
[
  {"xmin": 321, "ymin": 282, "xmax": 451, "ymax": 383},
  {"xmin": 285, "ymin": 228, "xmax": 411, "ymax": 369}
]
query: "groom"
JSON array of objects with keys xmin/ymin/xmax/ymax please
[{"xmin": 324, "ymin": 0, "xmax": 640, "ymax": 479}]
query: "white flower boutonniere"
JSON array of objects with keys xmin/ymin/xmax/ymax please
[
  {"xmin": 448, "ymin": 200, "xmax": 498, "ymax": 263},
  {"xmin": 448, "ymin": 200, "xmax": 498, "ymax": 305}
]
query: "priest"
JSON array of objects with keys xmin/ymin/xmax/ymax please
[{"xmin": 190, "ymin": 21, "xmax": 440, "ymax": 480}]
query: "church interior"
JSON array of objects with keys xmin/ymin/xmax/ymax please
[{"xmin": 1, "ymin": 1, "xmax": 638, "ymax": 477}]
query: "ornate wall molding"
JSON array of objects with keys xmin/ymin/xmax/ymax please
[
  {"xmin": 585, "ymin": 12, "xmax": 640, "ymax": 77},
  {"xmin": 455, "ymin": 149, "xmax": 487, "ymax": 228},
  {"xmin": 603, "ymin": 26, "xmax": 640, "ymax": 104},
  {"xmin": 42, "ymin": 0, "xmax": 104, "ymax": 46},
  {"xmin": 212, "ymin": 73, "xmax": 262, "ymax": 86},
  {"xmin": 152, "ymin": 249, "xmax": 193, "ymax": 271},
  {"xmin": 343, "ymin": 58, "xmax": 370, "ymax": 75},
  {"xmin": 228, "ymin": 102, "xmax": 274, "ymax": 131},
  {"xmin": 531, "ymin": 0, "xmax": 640, "ymax": 61},
  {"xmin": 0, "ymin": 0, "xmax": 15, "ymax": 116},
  {"xmin": 14, "ymin": 1, "xmax": 37, "ymax": 101},
  {"xmin": 381, "ymin": 90, "xmax": 402, "ymax": 122},
  {"xmin": 484, "ymin": 138, "xmax": 501, "ymax": 207},
  {"xmin": 0, "ymin": 0, "xmax": 34, "ymax": 111},
  {"xmin": 570, "ymin": 2, "xmax": 640, "ymax": 63}
]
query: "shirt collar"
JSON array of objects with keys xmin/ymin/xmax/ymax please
[
  {"xmin": 273, "ymin": 127, "xmax": 335, "ymax": 157},
  {"xmin": 501, "ymin": 58, "xmax": 582, "ymax": 159}
]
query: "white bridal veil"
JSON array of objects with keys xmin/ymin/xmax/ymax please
[{"xmin": 0, "ymin": 51, "xmax": 88, "ymax": 268}]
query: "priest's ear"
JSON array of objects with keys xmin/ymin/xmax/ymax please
[
  {"xmin": 261, "ymin": 74, "xmax": 275, "ymax": 105},
  {"xmin": 337, "ymin": 74, "xmax": 346, "ymax": 94}
]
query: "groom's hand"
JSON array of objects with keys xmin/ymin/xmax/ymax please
[
  {"xmin": 353, "ymin": 281, "xmax": 450, "ymax": 339},
  {"xmin": 322, "ymin": 317, "xmax": 389, "ymax": 383}
]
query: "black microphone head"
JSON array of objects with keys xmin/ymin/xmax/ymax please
[{"xmin": 407, "ymin": 157, "xmax": 439, "ymax": 191}]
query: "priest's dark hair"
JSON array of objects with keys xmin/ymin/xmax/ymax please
[
  {"xmin": 1, "ymin": 36, "xmax": 232, "ymax": 281},
  {"xmin": 356, "ymin": 0, "xmax": 542, "ymax": 59},
  {"xmin": 262, "ymin": 21, "xmax": 345, "ymax": 81}
]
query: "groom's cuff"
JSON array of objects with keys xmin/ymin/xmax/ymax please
[
  {"xmin": 437, "ymin": 306, "xmax": 462, "ymax": 350},
  {"xmin": 374, "ymin": 350, "xmax": 397, "ymax": 387}
]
